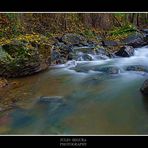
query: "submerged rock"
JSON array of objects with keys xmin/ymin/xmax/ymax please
[
  {"xmin": 100, "ymin": 67, "xmax": 120, "ymax": 74},
  {"xmin": 39, "ymin": 96, "xmax": 64, "ymax": 102},
  {"xmin": 115, "ymin": 46, "xmax": 134, "ymax": 57},
  {"xmin": 37, "ymin": 96, "xmax": 65, "ymax": 107},
  {"xmin": 126, "ymin": 65, "xmax": 148, "ymax": 73},
  {"xmin": 140, "ymin": 79, "xmax": 148, "ymax": 95},
  {"xmin": 95, "ymin": 45, "xmax": 110, "ymax": 57},
  {"xmin": 77, "ymin": 54, "xmax": 93, "ymax": 61}
]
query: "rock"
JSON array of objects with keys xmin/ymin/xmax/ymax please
[
  {"xmin": 51, "ymin": 50, "xmax": 61, "ymax": 63},
  {"xmin": 0, "ymin": 78, "xmax": 8, "ymax": 88},
  {"xmin": 38, "ymin": 96, "xmax": 64, "ymax": 105},
  {"xmin": 72, "ymin": 46, "xmax": 95, "ymax": 54},
  {"xmin": 71, "ymin": 63, "xmax": 91, "ymax": 73},
  {"xmin": 72, "ymin": 63, "xmax": 120, "ymax": 75},
  {"xmin": 122, "ymin": 32, "xmax": 146, "ymax": 48},
  {"xmin": 141, "ymin": 29, "xmax": 148, "ymax": 42},
  {"xmin": 100, "ymin": 67, "xmax": 120, "ymax": 74},
  {"xmin": 82, "ymin": 74, "xmax": 104, "ymax": 86},
  {"xmin": 140, "ymin": 79, "xmax": 148, "ymax": 95},
  {"xmin": 141, "ymin": 29, "xmax": 148, "ymax": 34},
  {"xmin": 51, "ymin": 50, "xmax": 67, "ymax": 64},
  {"xmin": 102, "ymin": 40, "xmax": 119, "ymax": 46},
  {"xmin": 65, "ymin": 60, "xmax": 77, "ymax": 68},
  {"xmin": 115, "ymin": 46, "xmax": 134, "ymax": 57},
  {"xmin": 61, "ymin": 33, "xmax": 88, "ymax": 46},
  {"xmin": 0, "ymin": 107, "xmax": 4, "ymax": 112},
  {"xmin": 94, "ymin": 45, "xmax": 111, "ymax": 59},
  {"xmin": 77, "ymin": 54, "xmax": 93, "ymax": 61},
  {"xmin": 126, "ymin": 65, "xmax": 148, "ymax": 72},
  {"xmin": 0, "ymin": 41, "xmax": 48, "ymax": 78}
]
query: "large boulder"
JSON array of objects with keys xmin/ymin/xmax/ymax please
[
  {"xmin": 122, "ymin": 32, "xmax": 146, "ymax": 48},
  {"xmin": 0, "ymin": 41, "xmax": 48, "ymax": 78},
  {"xmin": 61, "ymin": 33, "xmax": 88, "ymax": 46},
  {"xmin": 140, "ymin": 79, "xmax": 148, "ymax": 95},
  {"xmin": 115, "ymin": 46, "xmax": 134, "ymax": 57}
]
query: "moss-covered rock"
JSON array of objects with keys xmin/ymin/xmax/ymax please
[
  {"xmin": 61, "ymin": 33, "xmax": 88, "ymax": 46},
  {"xmin": 0, "ymin": 40, "xmax": 49, "ymax": 78}
]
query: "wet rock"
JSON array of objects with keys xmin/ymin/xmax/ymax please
[
  {"xmin": 82, "ymin": 74, "xmax": 104, "ymax": 86},
  {"xmin": 126, "ymin": 65, "xmax": 148, "ymax": 72},
  {"xmin": 72, "ymin": 46, "xmax": 95, "ymax": 54},
  {"xmin": 141, "ymin": 29, "xmax": 148, "ymax": 41},
  {"xmin": 140, "ymin": 79, "xmax": 148, "ymax": 95},
  {"xmin": 115, "ymin": 46, "xmax": 134, "ymax": 57},
  {"xmin": 51, "ymin": 50, "xmax": 61, "ymax": 63},
  {"xmin": 94, "ymin": 45, "xmax": 111, "ymax": 59},
  {"xmin": 71, "ymin": 63, "xmax": 92, "ymax": 73},
  {"xmin": 38, "ymin": 96, "xmax": 64, "ymax": 105},
  {"xmin": 102, "ymin": 40, "xmax": 119, "ymax": 46},
  {"xmin": 100, "ymin": 67, "xmax": 120, "ymax": 74},
  {"xmin": 61, "ymin": 33, "xmax": 88, "ymax": 46},
  {"xmin": 77, "ymin": 54, "xmax": 93, "ymax": 61},
  {"xmin": 122, "ymin": 33, "xmax": 146, "ymax": 48},
  {"xmin": 141, "ymin": 29, "xmax": 148, "ymax": 34}
]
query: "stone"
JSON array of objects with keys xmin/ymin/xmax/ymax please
[
  {"xmin": 38, "ymin": 96, "xmax": 64, "ymax": 105},
  {"xmin": 102, "ymin": 40, "xmax": 119, "ymax": 46},
  {"xmin": 61, "ymin": 33, "xmax": 88, "ymax": 46},
  {"xmin": 77, "ymin": 54, "xmax": 93, "ymax": 61},
  {"xmin": 100, "ymin": 67, "xmax": 120, "ymax": 74},
  {"xmin": 122, "ymin": 32, "xmax": 146, "ymax": 48},
  {"xmin": 0, "ymin": 41, "xmax": 48, "ymax": 78},
  {"xmin": 0, "ymin": 78, "xmax": 8, "ymax": 88},
  {"xmin": 115, "ymin": 46, "xmax": 134, "ymax": 57},
  {"xmin": 140, "ymin": 79, "xmax": 148, "ymax": 95},
  {"xmin": 126, "ymin": 65, "xmax": 148, "ymax": 72}
]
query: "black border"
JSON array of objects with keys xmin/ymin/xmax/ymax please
[
  {"xmin": 0, "ymin": 136, "xmax": 148, "ymax": 147},
  {"xmin": 0, "ymin": 0, "xmax": 148, "ymax": 147},
  {"xmin": 0, "ymin": 0, "xmax": 147, "ymax": 12}
]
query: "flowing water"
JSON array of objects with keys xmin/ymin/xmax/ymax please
[{"xmin": 0, "ymin": 46, "xmax": 148, "ymax": 135}]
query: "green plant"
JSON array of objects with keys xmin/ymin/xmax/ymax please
[{"xmin": 109, "ymin": 24, "xmax": 136, "ymax": 36}]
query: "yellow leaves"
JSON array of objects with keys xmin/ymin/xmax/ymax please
[
  {"xmin": 0, "ymin": 38, "xmax": 11, "ymax": 46},
  {"xmin": 0, "ymin": 33, "xmax": 50, "ymax": 46}
]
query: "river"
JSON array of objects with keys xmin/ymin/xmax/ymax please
[{"xmin": 0, "ymin": 46, "xmax": 148, "ymax": 134}]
